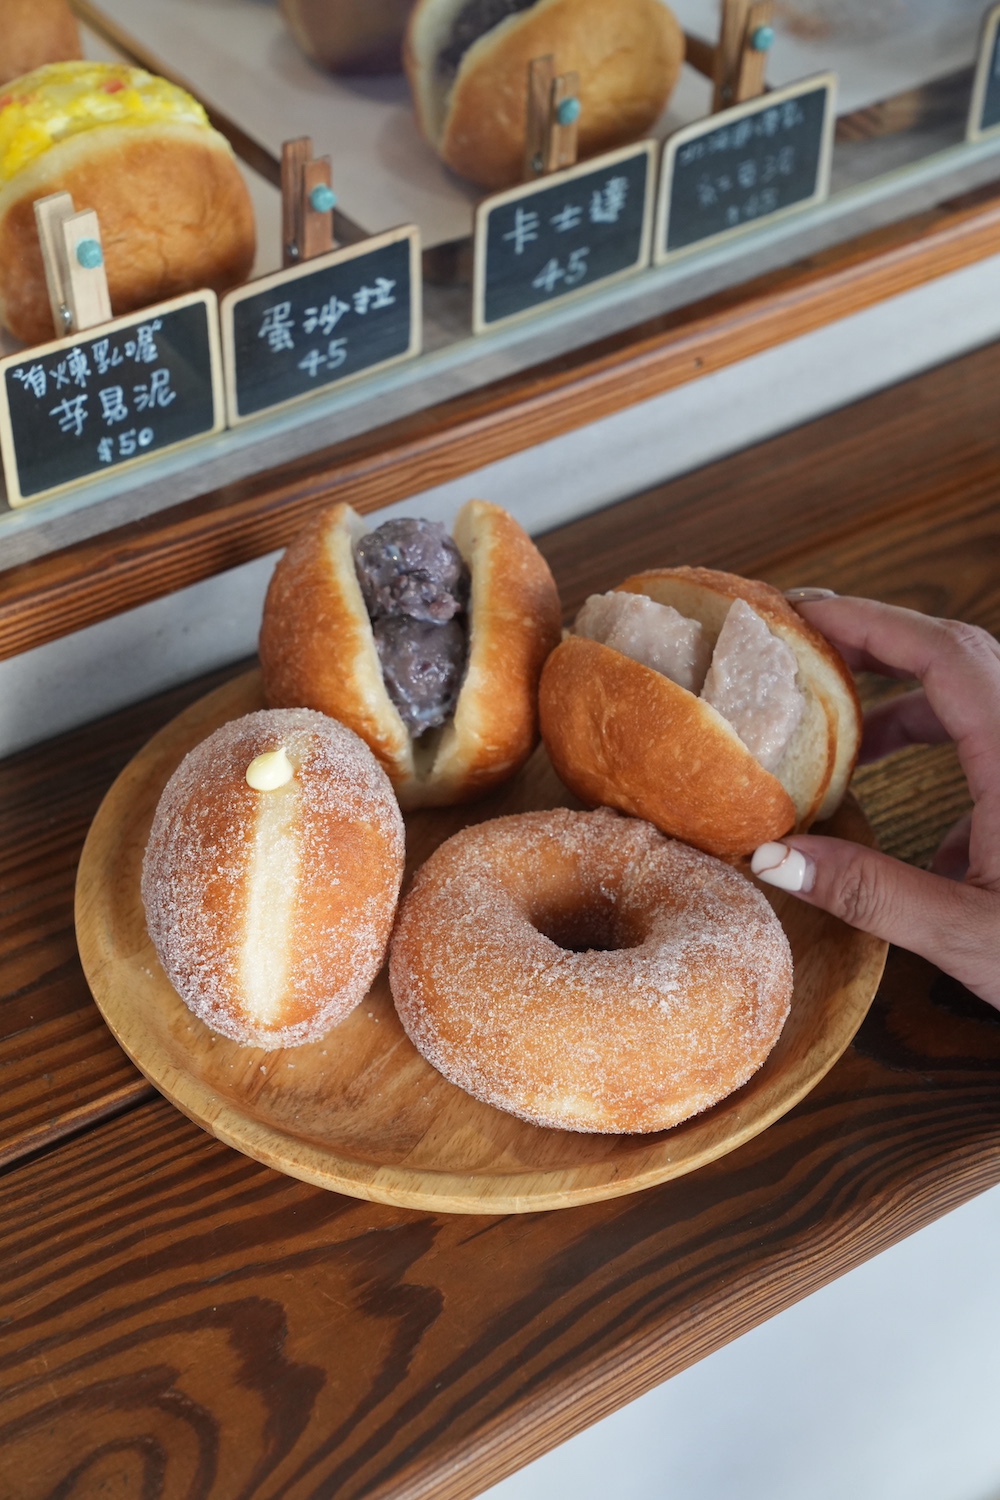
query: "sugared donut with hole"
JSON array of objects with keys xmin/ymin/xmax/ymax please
[
  {"xmin": 389, "ymin": 807, "xmax": 793, "ymax": 1133},
  {"xmin": 141, "ymin": 707, "xmax": 404, "ymax": 1049}
]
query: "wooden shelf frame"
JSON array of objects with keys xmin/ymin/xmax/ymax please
[{"xmin": 2, "ymin": 177, "xmax": 1000, "ymax": 664}]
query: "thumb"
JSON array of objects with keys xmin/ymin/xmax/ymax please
[{"xmin": 750, "ymin": 834, "xmax": 997, "ymax": 1000}]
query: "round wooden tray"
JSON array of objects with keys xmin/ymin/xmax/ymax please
[{"xmin": 76, "ymin": 670, "xmax": 888, "ymax": 1215}]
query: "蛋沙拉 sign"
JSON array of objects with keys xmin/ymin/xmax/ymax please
[
  {"xmin": 472, "ymin": 141, "xmax": 656, "ymax": 333},
  {"xmin": 655, "ymin": 74, "xmax": 836, "ymax": 264},
  {"xmin": 0, "ymin": 290, "xmax": 223, "ymax": 509},
  {"xmin": 221, "ymin": 225, "xmax": 421, "ymax": 424}
]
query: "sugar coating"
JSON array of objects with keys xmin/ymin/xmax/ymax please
[
  {"xmin": 702, "ymin": 599, "xmax": 805, "ymax": 772},
  {"xmin": 142, "ymin": 708, "xmax": 404, "ymax": 1049},
  {"xmin": 574, "ymin": 592, "xmax": 712, "ymax": 693},
  {"xmin": 390, "ymin": 807, "xmax": 792, "ymax": 1133}
]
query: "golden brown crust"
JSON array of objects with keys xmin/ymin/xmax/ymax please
[
  {"xmin": 0, "ymin": 123, "xmax": 255, "ymax": 345},
  {"xmin": 260, "ymin": 499, "xmax": 562, "ymax": 808},
  {"xmin": 620, "ymin": 568, "xmax": 862, "ymax": 824},
  {"xmin": 0, "ymin": 0, "xmax": 81, "ymax": 87},
  {"xmin": 539, "ymin": 566, "xmax": 861, "ymax": 859},
  {"xmin": 406, "ymin": 0, "xmax": 684, "ymax": 190},
  {"xmin": 540, "ymin": 637, "xmax": 797, "ymax": 860}
]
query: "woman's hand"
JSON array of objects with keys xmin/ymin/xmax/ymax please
[{"xmin": 749, "ymin": 594, "xmax": 1000, "ymax": 1009}]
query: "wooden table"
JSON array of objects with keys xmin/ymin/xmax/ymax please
[{"xmin": 2, "ymin": 335, "xmax": 999, "ymax": 1500}]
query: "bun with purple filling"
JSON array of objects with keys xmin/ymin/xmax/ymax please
[
  {"xmin": 259, "ymin": 499, "xmax": 562, "ymax": 809},
  {"xmin": 539, "ymin": 567, "xmax": 861, "ymax": 860},
  {"xmin": 404, "ymin": 0, "xmax": 684, "ymax": 189}
]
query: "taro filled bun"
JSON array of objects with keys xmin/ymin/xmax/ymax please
[
  {"xmin": 259, "ymin": 499, "xmax": 562, "ymax": 809},
  {"xmin": 405, "ymin": 0, "xmax": 685, "ymax": 190},
  {"xmin": 539, "ymin": 567, "xmax": 862, "ymax": 862},
  {"xmin": 0, "ymin": 0, "xmax": 81, "ymax": 88},
  {"xmin": 0, "ymin": 62, "xmax": 255, "ymax": 346}
]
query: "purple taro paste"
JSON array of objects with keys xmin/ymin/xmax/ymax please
[{"xmin": 355, "ymin": 518, "xmax": 471, "ymax": 735}]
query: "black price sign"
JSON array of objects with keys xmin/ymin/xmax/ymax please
[
  {"xmin": 472, "ymin": 142, "xmax": 655, "ymax": 333},
  {"xmin": 0, "ymin": 291, "xmax": 223, "ymax": 509},
  {"xmin": 655, "ymin": 75, "xmax": 836, "ymax": 263},
  {"xmin": 967, "ymin": 3, "xmax": 1000, "ymax": 140},
  {"xmin": 221, "ymin": 226, "xmax": 421, "ymax": 424}
]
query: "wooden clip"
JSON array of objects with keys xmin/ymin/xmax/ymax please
[
  {"xmin": 34, "ymin": 192, "xmax": 112, "ymax": 337},
  {"xmin": 523, "ymin": 56, "xmax": 581, "ymax": 180},
  {"xmin": 713, "ymin": 0, "xmax": 775, "ymax": 112},
  {"xmin": 281, "ymin": 136, "xmax": 336, "ymax": 267}
]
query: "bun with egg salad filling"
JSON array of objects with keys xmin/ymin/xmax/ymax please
[
  {"xmin": 0, "ymin": 0, "xmax": 81, "ymax": 88},
  {"xmin": 539, "ymin": 567, "xmax": 861, "ymax": 861},
  {"xmin": 259, "ymin": 499, "xmax": 562, "ymax": 809},
  {"xmin": 404, "ymin": 0, "xmax": 684, "ymax": 190},
  {"xmin": 0, "ymin": 62, "xmax": 255, "ymax": 346}
]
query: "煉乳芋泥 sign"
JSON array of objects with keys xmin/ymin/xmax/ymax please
[{"xmin": 0, "ymin": 291, "xmax": 223, "ymax": 508}]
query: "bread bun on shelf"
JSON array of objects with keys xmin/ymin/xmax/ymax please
[
  {"xmin": 539, "ymin": 567, "xmax": 861, "ymax": 861},
  {"xmin": 0, "ymin": 0, "xmax": 81, "ymax": 88},
  {"xmin": 260, "ymin": 500, "xmax": 562, "ymax": 809},
  {"xmin": 390, "ymin": 807, "xmax": 793, "ymax": 1132},
  {"xmin": 0, "ymin": 61, "xmax": 255, "ymax": 345},
  {"xmin": 141, "ymin": 708, "xmax": 405, "ymax": 1050},
  {"xmin": 280, "ymin": 0, "xmax": 416, "ymax": 74},
  {"xmin": 404, "ymin": 0, "xmax": 684, "ymax": 189}
]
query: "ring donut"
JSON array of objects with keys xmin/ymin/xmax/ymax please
[{"xmin": 390, "ymin": 807, "xmax": 793, "ymax": 1133}]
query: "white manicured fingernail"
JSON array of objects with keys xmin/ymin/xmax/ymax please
[
  {"xmin": 783, "ymin": 587, "xmax": 837, "ymax": 602},
  {"xmin": 751, "ymin": 842, "xmax": 815, "ymax": 893}
]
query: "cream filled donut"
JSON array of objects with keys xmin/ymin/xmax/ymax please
[
  {"xmin": 390, "ymin": 807, "xmax": 792, "ymax": 1133},
  {"xmin": 141, "ymin": 707, "xmax": 404, "ymax": 1049}
]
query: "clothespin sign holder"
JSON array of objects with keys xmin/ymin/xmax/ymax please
[
  {"xmin": 282, "ymin": 136, "xmax": 337, "ymax": 267},
  {"xmin": 34, "ymin": 192, "xmax": 112, "ymax": 337},
  {"xmin": 523, "ymin": 55, "xmax": 581, "ymax": 179},
  {"xmin": 713, "ymin": 0, "xmax": 776, "ymax": 110}
]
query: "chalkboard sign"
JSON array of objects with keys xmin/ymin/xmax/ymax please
[
  {"xmin": 967, "ymin": 3, "xmax": 1000, "ymax": 140},
  {"xmin": 472, "ymin": 142, "xmax": 655, "ymax": 333},
  {"xmin": 655, "ymin": 75, "xmax": 836, "ymax": 264},
  {"xmin": 221, "ymin": 226, "xmax": 421, "ymax": 424},
  {"xmin": 0, "ymin": 290, "xmax": 223, "ymax": 509}
]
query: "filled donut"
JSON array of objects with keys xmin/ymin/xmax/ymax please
[
  {"xmin": 259, "ymin": 500, "xmax": 562, "ymax": 809},
  {"xmin": 141, "ymin": 707, "xmax": 404, "ymax": 1049},
  {"xmin": 405, "ymin": 0, "xmax": 684, "ymax": 189},
  {"xmin": 390, "ymin": 807, "xmax": 793, "ymax": 1133},
  {"xmin": 540, "ymin": 567, "xmax": 861, "ymax": 860}
]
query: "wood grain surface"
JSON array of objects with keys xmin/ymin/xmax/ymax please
[
  {"xmin": 3, "ymin": 178, "xmax": 1000, "ymax": 662},
  {"xmin": 0, "ymin": 330, "xmax": 999, "ymax": 1496},
  {"xmin": 76, "ymin": 672, "xmax": 885, "ymax": 1214}
]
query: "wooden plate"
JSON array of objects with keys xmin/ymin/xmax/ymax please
[{"xmin": 75, "ymin": 670, "xmax": 888, "ymax": 1214}]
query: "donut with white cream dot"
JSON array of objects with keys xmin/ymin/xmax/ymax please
[{"xmin": 142, "ymin": 708, "xmax": 404, "ymax": 1049}]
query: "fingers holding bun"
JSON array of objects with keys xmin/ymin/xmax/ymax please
[
  {"xmin": 539, "ymin": 567, "xmax": 861, "ymax": 861},
  {"xmin": 0, "ymin": 0, "xmax": 81, "ymax": 87},
  {"xmin": 0, "ymin": 63, "xmax": 255, "ymax": 346},
  {"xmin": 405, "ymin": 0, "xmax": 684, "ymax": 189},
  {"xmin": 260, "ymin": 499, "xmax": 562, "ymax": 809}
]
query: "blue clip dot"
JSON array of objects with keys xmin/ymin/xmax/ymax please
[
  {"xmin": 309, "ymin": 184, "xmax": 337, "ymax": 214},
  {"xmin": 556, "ymin": 96, "xmax": 581, "ymax": 126},
  {"xmin": 76, "ymin": 238, "xmax": 103, "ymax": 269},
  {"xmin": 751, "ymin": 24, "xmax": 775, "ymax": 50}
]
